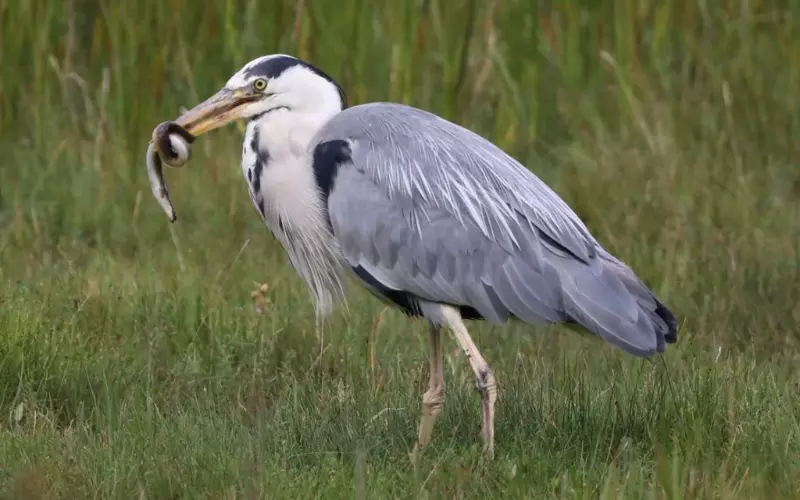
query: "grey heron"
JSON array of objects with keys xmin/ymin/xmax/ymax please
[{"xmin": 151, "ymin": 54, "xmax": 678, "ymax": 460}]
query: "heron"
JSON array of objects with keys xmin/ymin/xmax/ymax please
[{"xmin": 151, "ymin": 54, "xmax": 678, "ymax": 460}]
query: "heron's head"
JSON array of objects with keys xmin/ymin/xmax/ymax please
[{"xmin": 176, "ymin": 54, "xmax": 346, "ymax": 137}]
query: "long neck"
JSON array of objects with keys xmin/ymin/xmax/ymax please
[{"xmin": 242, "ymin": 108, "xmax": 345, "ymax": 315}]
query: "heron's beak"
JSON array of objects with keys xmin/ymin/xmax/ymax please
[{"xmin": 175, "ymin": 88, "xmax": 255, "ymax": 136}]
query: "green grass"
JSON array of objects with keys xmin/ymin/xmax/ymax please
[{"xmin": 1, "ymin": 0, "xmax": 800, "ymax": 498}]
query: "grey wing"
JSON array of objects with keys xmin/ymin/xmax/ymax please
[
  {"xmin": 328, "ymin": 167, "xmax": 565, "ymax": 325},
  {"xmin": 319, "ymin": 103, "xmax": 678, "ymax": 356},
  {"xmin": 343, "ymin": 103, "xmax": 601, "ymax": 262}
]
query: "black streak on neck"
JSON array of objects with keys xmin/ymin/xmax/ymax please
[{"xmin": 249, "ymin": 128, "xmax": 268, "ymax": 218}]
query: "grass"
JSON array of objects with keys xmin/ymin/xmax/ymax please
[{"xmin": 1, "ymin": 0, "xmax": 799, "ymax": 497}]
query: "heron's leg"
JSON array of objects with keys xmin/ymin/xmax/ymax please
[
  {"xmin": 410, "ymin": 322, "xmax": 445, "ymax": 463},
  {"xmin": 441, "ymin": 306, "xmax": 497, "ymax": 459}
]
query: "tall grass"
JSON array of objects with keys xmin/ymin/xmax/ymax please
[{"xmin": 1, "ymin": 0, "xmax": 799, "ymax": 498}]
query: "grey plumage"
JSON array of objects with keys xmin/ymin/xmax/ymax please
[{"xmin": 313, "ymin": 102, "xmax": 677, "ymax": 356}]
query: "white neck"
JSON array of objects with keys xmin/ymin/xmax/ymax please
[
  {"xmin": 243, "ymin": 107, "xmax": 338, "ymax": 224},
  {"xmin": 241, "ymin": 107, "xmax": 345, "ymax": 315}
]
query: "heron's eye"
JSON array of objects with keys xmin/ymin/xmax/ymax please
[{"xmin": 253, "ymin": 78, "xmax": 268, "ymax": 91}]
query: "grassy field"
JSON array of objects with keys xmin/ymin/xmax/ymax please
[{"xmin": 1, "ymin": 0, "xmax": 799, "ymax": 498}]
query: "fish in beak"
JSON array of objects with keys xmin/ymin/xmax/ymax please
[{"xmin": 145, "ymin": 86, "xmax": 257, "ymax": 223}]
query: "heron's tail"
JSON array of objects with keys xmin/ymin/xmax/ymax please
[{"xmin": 558, "ymin": 249, "xmax": 678, "ymax": 357}]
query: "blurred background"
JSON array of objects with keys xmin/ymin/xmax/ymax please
[{"xmin": 0, "ymin": 1, "xmax": 799, "ymax": 498}]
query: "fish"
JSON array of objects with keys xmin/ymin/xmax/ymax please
[
  {"xmin": 145, "ymin": 121, "xmax": 196, "ymax": 222},
  {"xmin": 146, "ymin": 141, "xmax": 178, "ymax": 222}
]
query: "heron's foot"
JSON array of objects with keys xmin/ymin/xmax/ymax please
[
  {"xmin": 410, "ymin": 386, "xmax": 445, "ymax": 466},
  {"xmin": 476, "ymin": 368, "xmax": 497, "ymax": 460}
]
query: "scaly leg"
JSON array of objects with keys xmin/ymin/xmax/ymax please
[
  {"xmin": 441, "ymin": 306, "xmax": 497, "ymax": 459},
  {"xmin": 410, "ymin": 322, "xmax": 445, "ymax": 464}
]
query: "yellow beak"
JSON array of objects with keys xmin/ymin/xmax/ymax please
[{"xmin": 174, "ymin": 87, "xmax": 257, "ymax": 137}]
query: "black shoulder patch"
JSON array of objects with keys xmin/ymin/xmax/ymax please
[
  {"xmin": 243, "ymin": 56, "xmax": 348, "ymax": 110},
  {"xmin": 312, "ymin": 139, "xmax": 351, "ymax": 211}
]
